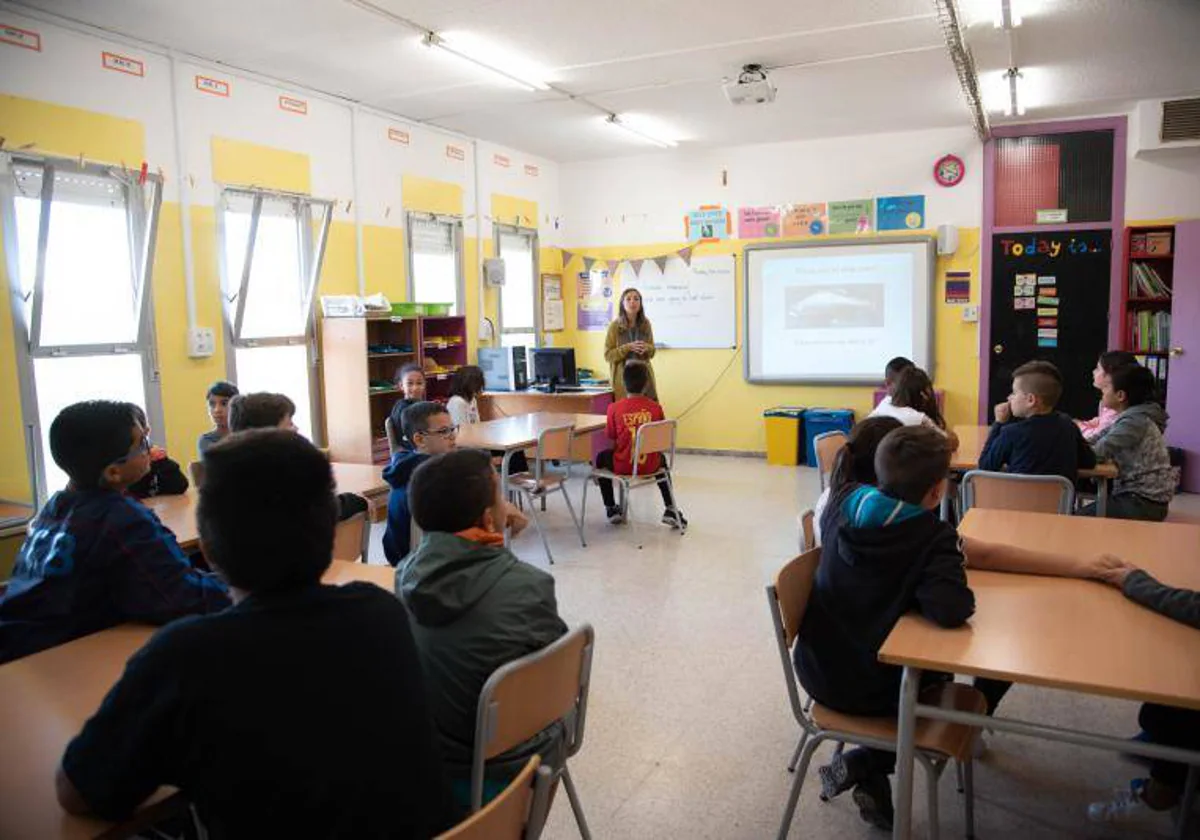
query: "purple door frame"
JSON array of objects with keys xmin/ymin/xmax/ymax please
[
  {"xmin": 978, "ymin": 116, "xmax": 1128, "ymax": 421},
  {"xmin": 1166, "ymin": 221, "xmax": 1200, "ymax": 492}
]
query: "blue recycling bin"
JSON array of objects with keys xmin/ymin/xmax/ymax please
[{"xmin": 803, "ymin": 409, "xmax": 856, "ymax": 467}]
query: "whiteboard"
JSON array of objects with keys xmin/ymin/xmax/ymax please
[{"xmin": 633, "ymin": 255, "xmax": 736, "ymax": 349}]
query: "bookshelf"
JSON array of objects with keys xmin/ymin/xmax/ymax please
[
  {"xmin": 1121, "ymin": 225, "xmax": 1176, "ymax": 390},
  {"xmin": 321, "ymin": 314, "xmax": 469, "ymax": 464}
]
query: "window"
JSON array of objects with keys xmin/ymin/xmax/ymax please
[
  {"xmin": 218, "ymin": 188, "xmax": 332, "ymax": 441},
  {"xmin": 496, "ymin": 226, "xmax": 539, "ymax": 350},
  {"xmin": 994, "ymin": 130, "xmax": 1115, "ymax": 227},
  {"xmin": 407, "ymin": 213, "xmax": 462, "ymax": 313},
  {"xmin": 1, "ymin": 154, "xmax": 163, "ymax": 501}
]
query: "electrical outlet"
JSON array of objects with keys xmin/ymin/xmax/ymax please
[
  {"xmin": 962, "ymin": 305, "xmax": 980, "ymax": 323},
  {"xmin": 187, "ymin": 327, "xmax": 216, "ymax": 358}
]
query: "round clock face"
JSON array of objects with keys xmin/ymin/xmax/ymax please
[{"xmin": 934, "ymin": 154, "xmax": 965, "ymax": 187}]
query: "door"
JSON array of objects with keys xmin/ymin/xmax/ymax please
[
  {"xmin": 1165, "ymin": 220, "xmax": 1200, "ymax": 492},
  {"xmin": 987, "ymin": 229, "xmax": 1112, "ymax": 419}
]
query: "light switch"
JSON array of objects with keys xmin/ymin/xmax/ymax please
[
  {"xmin": 187, "ymin": 327, "xmax": 216, "ymax": 358},
  {"xmin": 962, "ymin": 305, "xmax": 980, "ymax": 323}
]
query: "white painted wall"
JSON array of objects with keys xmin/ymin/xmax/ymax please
[{"xmin": 1126, "ymin": 148, "xmax": 1200, "ymax": 221}]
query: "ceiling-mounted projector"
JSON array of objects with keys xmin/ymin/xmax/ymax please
[{"xmin": 723, "ymin": 64, "xmax": 776, "ymax": 106}]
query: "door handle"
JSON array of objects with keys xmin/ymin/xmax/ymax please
[
  {"xmin": 993, "ymin": 344, "xmax": 1004, "ymax": 355},
  {"xmin": 1169, "ymin": 347, "xmax": 1184, "ymax": 358}
]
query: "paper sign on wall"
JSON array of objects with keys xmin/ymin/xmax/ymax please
[
  {"xmin": 686, "ymin": 206, "xmax": 730, "ymax": 242},
  {"xmin": 279, "ymin": 95, "xmax": 308, "ymax": 115},
  {"xmin": 1, "ymin": 24, "xmax": 41, "ymax": 51},
  {"xmin": 102, "ymin": 51, "xmax": 144, "ymax": 77},
  {"xmin": 387, "ymin": 127, "xmax": 410, "ymax": 145},
  {"xmin": 493, "ymin": 153, "xmax": 511, "ymax": 168},
  {"xmin": 828, "ymin": 200, "xmax": 874, "ymax": 235},
  {"xmin": 195, "ymin": 75, "xmax": 230, "ymax": 97},
  {"xmin": 876, "ymin": 195, "xmax": 925, "ymax": 231},
  {"xmin": 446, "ymin": 144, "xmax": 466, "ymax": 161},
  {"xmin": 782, "ymin": 203, "xmax": 827, "ymax": 237},
  {"xmin": 577, "ymin": 269, "xmax": 613, "ymax": 331},
  {"xmin": 524, "ymin": 164, "xmax": 539, "ymax": 177},
  {"xmin": 945, "ymin": 279, "xmax": 970, "ymax": 304},
  {"xmin": 738, "ymin": 206, "xmax": 781, "ymax": 239},
  {"xmin": 543, "ymin": 299, "xmax": 565, "ymax": 332}
]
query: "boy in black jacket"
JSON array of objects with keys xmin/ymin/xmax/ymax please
[
  {"xmin": 980, "ymin": 360, "xmax": 1096, "ymax": 479},
  {"xmin": 795, "ymin": 425, "xmax": 974, "ymax": 829},
  {"xmin": 127, "ymin": 405, "xmax": 189, "ymax": 499}
]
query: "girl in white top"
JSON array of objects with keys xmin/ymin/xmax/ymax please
[
  {"xmin": 446, "ymin": 365, "xmax": 484, "ymax": 427},
  {"xmin": 811, "ymin": 416, "xmax": 903, "ymax": 544}
]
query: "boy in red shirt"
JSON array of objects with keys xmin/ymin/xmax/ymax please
[{"xmin": 596, "ymin": 362, "xmax": 686, "ymax": 528}]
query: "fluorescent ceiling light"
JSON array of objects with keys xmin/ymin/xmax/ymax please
[
  {"xmin": 423, "ymin": 32, "xmax": 550, "ymax": 92},
  {"xmin": 1001, "ymin": 68, "xmax": 1026, "ymax": 116},
  {"xmin": 993, "ymin": 0, "xmax": 1022, "ymax": 28},
  {"xmin": 605, "ymin": 114, "xmax": 678, "ymax": 149}
]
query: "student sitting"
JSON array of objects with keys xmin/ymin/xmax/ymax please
[
  {"xmin": 979, "ymin": 360, "xmax": 1096, "ymax": 479},
  {"xmin": 397, "ymin": 448, "xmax": 567, "ymax": 802},
  {"xmin": 196, "ymin": 380, "xmax": 238, "ymax": 458},
  {"xmin": 1078, "ymin": 351, "xmax": 1138, "ymax": 442},
  {"xmin": 228, "ymin": 392, "xmax": 369, "ymax": 521},
  {"xmin": 389, "ymin": 363, "xmax": 427, "ymax": 452},
  {"xmin": 56, "ymin": 430, "xmax": 452, "ymax": 838},
  {"xmin": 446, "ymin": 365, "xmax": 484, "ymax": 427},
  {"xmin": 1089, "ymin": 363, "xmax": 1176, "ymax": 521},
  {"xmin": 1082, "ymin": 554, "xmax": 1200, "ymax": 824},
  {"xmin": 596, "ymin": 361, "xmax": 686, "ymax": 529},
  {"xmin": 795, "ymin": 426, "xmax": 973, "ymax": 829},
  {"xmin": 382, "ymin": 402, "xmax": 458, "ymax": 567},
  {"xmin": 127, "ymin": 405, "xmax": 189, "ymax": 499},
  {"xmin": 812, "ymin": 416, "xmax": 902, "ymax": 545},
  {"xmin": 0, "ymin": 401, "xmax": 229, "ymax": 665},
  {"xmin": 868, "ymin": 367, "xmax": 959, "ymax": 451},
  {"xmin": 874, "ymin": 356, "xmax": 913, "ymax": 412}
]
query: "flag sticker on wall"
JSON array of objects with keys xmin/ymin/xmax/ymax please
[
  {"xmin": 0, "ymin": 23, "xmax": 41, "ymax": 51},
  {"xmin": 493, "ymin": 153, "xmax": 511, "ymax": 168},
  {"xmin": 524, "ymin": 164, "xmax": 539, "ymax": 177},
  {"xmin": 387, "ymin": 127, "xmax": 410, "ymax": 145},
  {"xmin": 195, "ymin": 75, "xmax": 230, "ymax": 97},
  {"xmin": 279, "ymin": 95, "xmax": 308, "ymax": 115},
  {"xmin": 102, "ymin": 51, "xmax": 144, "ymax": 77},
  {"xmin": 446, "ymin": 145, "xmax": 466, "ymax": 161}
]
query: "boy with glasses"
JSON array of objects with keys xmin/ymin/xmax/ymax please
[
  {"xmin": 0, "ymin": 401, "xmax": 229, "ymax": 664},
  {"xmin": 382, "ymin": 402, "xmax": 460, "ymax": 567}
]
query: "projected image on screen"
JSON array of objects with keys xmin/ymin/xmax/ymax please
[{"xmin": 784, "ymin": 284, "xmax": 885, "ymax": 330}]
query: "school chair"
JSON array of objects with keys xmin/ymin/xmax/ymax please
[
  {"xmin": 188, "ymin": 460, "xmax": 206, "ymax": 489},
  {"xmin": 436, "ymin": 756, "xmax": 555, "ymax": 840},
  {"xmin": 798, "ymin": 509, "xmax": 815, "ymax": 552},
  {"xmin": 580, "ymin": 419, "xmax": 685, "ymax": 540},
  {"xmin": 505, "ymin": 425, "xmax": 586, "ymax": 564},
  {"xmin": 813, "ymin": 431, "xmax": 846, "ymax": 492},
  {"xmin": 766, "ymin": 549, "xmax": 984, "ymax": 840},
  {"xmin": 959, "ymin": 470, "xmax": 1075, "ymax": 515},
  {"xmin": 385, "ymin": 416, "xmax": 403, "ymax": 457},
  {"xmin": 470, "ymin": 624, "xmax": 595, "ymax": 840},
  {"xmin": 332, "ymin": 499, "xmax": 371, "ymax": 563}
]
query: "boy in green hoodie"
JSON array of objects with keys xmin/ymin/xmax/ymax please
[{"xmin": 397, "ymin": 448, "xmax": 568, "ymax": 801}]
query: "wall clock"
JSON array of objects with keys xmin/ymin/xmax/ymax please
[{"xmin": 934, "ymin": 154, "xmax": 965, "ymax": 187}]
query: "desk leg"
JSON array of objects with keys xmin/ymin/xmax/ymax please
[
  {"xmin": 1178, "ymin": 765, "xmax": 1198, "ymax": 840},
  {"xmin": 893, "ymin": 666, "xmax": 921, "ymax": 840},
  {"xmin": 1097, "ymin": 476, "xmax": 1109, "ymax": 517},
  {"xmin": 501, "ymin": 450, "xmax": 515, "ymax": 547}
]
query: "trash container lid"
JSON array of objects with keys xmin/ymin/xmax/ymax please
[
  {"xmin": 763, "ymin": 407, "xmax": 806, "ymax": 418},
  {"xmin": 804, "ymin": 408, "xmax": 854, "ymax": 420}
]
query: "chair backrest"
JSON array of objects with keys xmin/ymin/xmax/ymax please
[
  {"xmin": 332, "ymin": 510, "xmax": 370, "ymax": 563},
  {"xmin": 436, "ymin": 756, "xmax": 548, "ymax": 840},
  {"xmin": 533, "ymin": 425, "xmax": 575, "ymax": 480},
  {"xmin": 385, "ymin": 416, "xmax": 403, "ymax": 456},
  {"xmin": 813, "ymin": 431, "xmax": 846, "ymax": 491},
  {"xmin": 188, "ymin": 460, "xmax": 206, "ymax": 489},
  {"xmin": 471, "ymin": 624, "xmax": 595, "ymax": 811},
  {"xmin": 765, "ymin": 548, "xmax": 822, "ymax": 727},
  {"xmin": 631, "ymin": 419, "xmax": 676, "ymax": 476},
  {"xmin": 960, "ymin": 469, "xmax": 1075, "ymax": 515},
  {"xmin": 799, "ymin": 508, "xmax": 815, "ymax": 552}
]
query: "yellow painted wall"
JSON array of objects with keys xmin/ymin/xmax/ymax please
[
  {"xmin": 211, "ymin": 137, "xmax": 310, "ymax": 193},
  {"xmin": 556, "ymin": 229, "xmax": 983, "ymax": 453}
]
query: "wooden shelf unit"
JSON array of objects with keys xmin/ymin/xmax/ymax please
[
  {"xmin": 1121, "ymin": 224, "xmax": 1176, "ymax": 392},
  {"xmin": 321, "ymin": 314, "xmax": 469, "ymax": 465}
]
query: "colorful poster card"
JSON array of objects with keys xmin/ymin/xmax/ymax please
[
  {"xmin": 1038, "ymin": 338, "xmax": 1058, "ymax": 348},
  {"xmin": 1037, "ymin": 276, "xmax": 1056, "ymax": 285},
  {"xmin": 1037, "ymin": 307, "xmax": 1058, "ymax": 316},
  {"xmin": 576, "ymin": 269, "xmax": 614, "ymax": 331},
  {"xmin": 737, "ymin": 206, "xmax": 781, "ymax": 239},
  {"xmin": 1015, "ymin": 298, "xmax": 1035, "ymax": 310},
  {"xmin": 1038, "ymin": 328, "xmax": 1058, "ymax": 339},
  {"xmin": 686, "ymin": 207, "xmax": 729, "ymax": 242},
  {"xmin": 1037, "ymin": 318, "xmax": 1057, "ymax": 327},
  {"xmin": 1036, "ymin": 295, "xmax": 1059, "ymax": 306},
  {"xmin": 876, "ymin": 195, "xmax": 925, "ymax": 231},
  {"xmin": 828, "ymin": 200, "xmax": 874, "ymax": 235},
  {"xmin": 782, "ymin": 203, "xmax": 827, "ymax": 237},
  {"xmin": 945, "ymin": 280, "xmax": 970, "ymax": 304}
]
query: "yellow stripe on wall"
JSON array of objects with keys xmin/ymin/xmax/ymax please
[{"xmin": 211, "ymin": 137, "xmax": 310, "ymax": 193}]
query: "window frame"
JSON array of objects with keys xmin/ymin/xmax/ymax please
[
  {"xmin": 405, "ymin": 211, "xmax": 464, "ymax": 314},
  {"xmin": 494, "ymin": 223, "xmax": 541, "ymax": 348},
  {"xmin": 0, "ymin": 152, "xmax": 165, "ymax": 505},
  {"xmin": 215, "ymin": 185, "xmax": 332, "ymax": 443}
]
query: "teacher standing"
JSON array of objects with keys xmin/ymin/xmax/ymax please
[{"xmin": 604, "ymin": 287, "xmax": 657, "ymax": 401}]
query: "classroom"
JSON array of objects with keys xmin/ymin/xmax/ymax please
[{"xmin": 1, "ymin": 0, "xmax": 1200, "ymax": 838}]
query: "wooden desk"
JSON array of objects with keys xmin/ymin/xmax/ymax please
[
  {"xmin": 0, "ymin": 560, "xmax": 393, "ymax": 840},
  {"xmin": 881, "ymin": 510, "xmax": 1200, "ymax": 838},
  {"xmin": 145, "ymin": 462, "xmax": 389, "ymax": 552},
  {"xmin": 950, "ymin": 424, "xmax": 1117, "ymax": 515},
  {"xmin": 479, "ymin": 390, "xmax": 612, "ymax": 461}
]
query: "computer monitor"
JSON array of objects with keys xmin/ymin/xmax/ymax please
[{"xmin": 531, "ymin": 348, "xmax": 577, "ymax": 388}]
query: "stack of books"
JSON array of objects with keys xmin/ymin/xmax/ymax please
[
  {"xmin": 1128, "ymin": 310, "xmax": 1171, "ymax": 352},
  {"xmin": 1134, "ymin": 355, "xmax": 1169, "ymax": 382},
  {"xmin": 1129, "ymin": 262, "xmax": 1171, "ymax": 299}
]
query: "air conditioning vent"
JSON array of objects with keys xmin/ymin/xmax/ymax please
[{"xmin": 1161, "ymin": 98, "xmax": 1200, "ymax": 143}]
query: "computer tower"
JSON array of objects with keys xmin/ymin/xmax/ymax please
[{"xmin": 478, "ymin": 346, "xmax": 528, "ymax": 392}]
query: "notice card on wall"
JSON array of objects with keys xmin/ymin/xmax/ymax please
[
  {"xmin": 543, "ymin": 299, "xmax": 565, "ymax": 332},
  {"xmin": 828, "ymin": 200, "xmax": 874, "ymax": 235},
  {"xmin": 738, "ymin": 206, "xmax": 781, "ymax": 239},
  {"xmin": 782, "ymin": 203, "xmax": 827, "ymax": 237},
  {"xmin": 686, "ymin": 206, "xmax": 730, "ymax": 242},
  {"xmin": 577, "ymin": 269, "xmax": 613, "ymax": 331},
  {"xmin": 876, "ymin": 195, "xmax": 925, "ymax": 231}
]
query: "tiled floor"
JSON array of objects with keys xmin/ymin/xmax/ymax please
[{"xmin": 372, "ymin": 456, "xmax": 1198, "ymax": 839}]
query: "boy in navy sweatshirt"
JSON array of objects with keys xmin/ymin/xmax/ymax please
[
  {"xmin": 980, "ymin": 360, "xmax": 1096, "ymax": 479},
  {"xmin": 795, "ymin": 425, "xmax": 974, "ymax": 829},
  {"xmin": 382, "ymin": 401, "xmax": 459, "ymax": 566},
  {"xmin": 0, "ymin": 401, "xmax": 229, "ymax": 664}
]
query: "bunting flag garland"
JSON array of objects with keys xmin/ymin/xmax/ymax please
[
  {"xmin": 630, "ymin": 259, "xmax": 645, "ymax": 274},
  {"xmin": 558, "ymin": 245, "xmax": 698, "ymax": 279},
  {"xmin": 582, "ymin": 257, "xmax": 596, "ymax": 273},
  {"xmin": 560, "ymin": 249, "xmax": 574, "ymax": 266},
  {"xmin": 606, "ymin": 259, "xmax": 619, "ymax": 274},
  {"xmin": 653, "ymin": 255, "xmax": 670, "ymax": 273},
  {"xmin": 677, "ymin": 245, "xmax": 694, "ymax": 266}
]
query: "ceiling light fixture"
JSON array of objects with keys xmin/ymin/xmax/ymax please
[
  {"xmin": 605, "ymin": 114, "xmax": 678, "ymax": 149},
  {"xmin": 422, "ymin": 32, "xmax": 550, "ymax": 92},
  {"xmin": 994, "ymin": 0, "xmax": 1022, "ymax": 29},
  {"xmin": 1002, "ymin": 67, "xmax": 1026, "ymax": 116}
]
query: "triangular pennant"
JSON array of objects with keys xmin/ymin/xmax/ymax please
[
  {"xmin": 677, "ymin": 245, "xmax": 694, "ymax": 266},
  {"xmin": 606, "ymin": 259, "xmax": 619, "ymax": 274},
  {"xmin": 653, "ymin": 255, "xmax": 669, "ymax": 273},
  {"xmin": 583, "ymin": 257, "xmax": 596, "ymax": 273},
  {"xmin": 631, "ymin": 259, "xmax": 645, "ymax": 275},
  {"xmin": 560, "ymin": 249, "xmax": 574, "ymax": 267}
]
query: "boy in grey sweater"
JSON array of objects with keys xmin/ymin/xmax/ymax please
[{"xmin": 1090, "ymin": 364, "xmax": 1176, "ymax": 521}]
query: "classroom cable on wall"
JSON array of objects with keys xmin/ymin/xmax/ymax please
[{"xmin": 674, "ymin": 346, "xmax": 743, "ymax": 424}]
